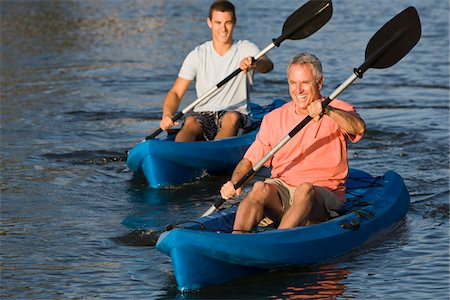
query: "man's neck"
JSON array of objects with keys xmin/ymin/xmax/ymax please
[{"xmin": 212, "ymin": 39, "xmax": 233, "ymax": 56}]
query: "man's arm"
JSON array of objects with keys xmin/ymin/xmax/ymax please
[
  {"xmin": 308, "ymin": 99, "xmax": 366, "ymax": 136},
  {"xmin": 254, "ymin": 55, "xmax": 274, "ymax": 73},
  {"xmin": 220, "ymin": 158, "xmax": 254, "ymax": 200},
  {"xmin": 240, "ymin": 55, "xmax": 274, "ymax": 74},
  {"xmin": 160, "ymin": 77, "xmax": 191, "ymax": 130},
  {"xmin": 323, "ymin": 106, "xmax": 366, "ymax": 136}
]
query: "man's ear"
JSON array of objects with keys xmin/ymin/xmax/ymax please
[
  {"xmin": 207, "ymin": 17, "xmax": 212, "ymax": 28},
  {"xmin": 318, "ymin": 76, "xmax": 324, "ymax": 90}
]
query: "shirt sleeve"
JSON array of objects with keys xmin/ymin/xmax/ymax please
[
  {"xmin": 178, "ymin": 48, "xmax": 198, "ymax": 81},
  {"xmin": 244, "ymin": 114, "xmax": 272, "ymax": 168},
  {"xmin": 331, "ymin": 99, "xmax": 364, "ymax": 143},
  {"xmin": 239, "ymin": 40, "xmax": 260, "ymax": 58}
]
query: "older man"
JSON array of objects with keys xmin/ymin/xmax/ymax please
[{"xmin": 221, "ymin": 52, "xmax": 365, "ymax": 232}]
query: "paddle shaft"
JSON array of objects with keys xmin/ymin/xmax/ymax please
[{"xmin": 145, "ymin": 2, "xmax": 331, "ymax": 141}]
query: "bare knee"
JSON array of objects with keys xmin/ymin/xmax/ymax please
[
  {"xmin": 294, "ymin": 183, "xmax": 328, "ymax": 224},
  {"xmin": 176, "ymin": 116, "xmax": 203, "ymax": 141},
  {"xmin": 221, "ymin": 112, "xmax": 241, "ymax": 128},
  {"xmin": 247, "ymin": 181, "xmax": 273, "ymax": 204},
  {"xmin": 293, "ymin": 182, "xmax": 315, "ymax": 202},
  {"xmin": 183, "ymin": 116, "xmax": 200, "ymax": 128}
]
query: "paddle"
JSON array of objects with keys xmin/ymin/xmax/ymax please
[
  {"xmin": 201, "ymin": 6, "xmax": 422, "ymax": 217},
  {"xmin": 144, "ymin": 0, "xmax": 333, "ymax": 140}
]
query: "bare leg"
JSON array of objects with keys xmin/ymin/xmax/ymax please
[
  {"xmin": 233, "ymin": 181, "xmax": 283, "ymax": 233},
  {"xmin": 214, "ymin": 112, "xmax": 241, "ymax": 140},
  {"xmin": 278, "ymin": 183, "xmax": 329, "ymax": 229},
  {"xmin": 175, "ymin": 116, "xmax": 204, "ymax": 142}
]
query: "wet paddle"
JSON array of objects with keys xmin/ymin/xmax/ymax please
[
  {"xmin": 201, "ymin": 6, "xmax": 422, "ymax": 217},
  {"xmin": 144, "ymin": 0, "xmax": 333, "ymax": 140}
]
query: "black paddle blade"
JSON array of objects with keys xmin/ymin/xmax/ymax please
[
  {"xmin": 275, "ymin": 0, "xmax": 332, "ymax": 45},
  {"xmin": 112, "ymin": 229, "xmax": 161, "ymax": 246},
  {"xmin": 366, "ymin": 6, "xmax": 421, "ymax": 69},
  {"xmin": 356, "ymin": 7, "xmax": 421, "ymax": 76}
]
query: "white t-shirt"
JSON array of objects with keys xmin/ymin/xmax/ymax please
[{"xmin": 178, "ymin": 40, "xmax": 260, "ymax": 114}]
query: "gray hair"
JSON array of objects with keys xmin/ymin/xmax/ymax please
[{"xmin": 287, "ymin": 52, "xmax": 323, "ymax": 83}]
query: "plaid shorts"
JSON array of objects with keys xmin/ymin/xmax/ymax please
[{"xmin": 190, "ymin": 110, "xmax": 252, "ymax": 141}]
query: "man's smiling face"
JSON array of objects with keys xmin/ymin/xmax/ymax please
[
  {"xmin": 288, "ymin": 63, "xmax": 323, "ymax": 114},
  {"xmin": 207, "ymin": 10, "xmax": 235, "ymax": 45}
]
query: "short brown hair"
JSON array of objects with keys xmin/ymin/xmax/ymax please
[{"xmin": 209, "ymin": 0, "xmax": 236, "ymax": 22}]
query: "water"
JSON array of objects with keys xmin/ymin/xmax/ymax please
[{"xmin": 1, "ymin": 0, "xmax": 448, "ymax": 298}]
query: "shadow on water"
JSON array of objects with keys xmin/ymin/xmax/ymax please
[
  {"xmin": 43, "ymin": 149, "xmax": 128, "ymax": 165},
  {"xmin": 64, "ymin": 110, "xmax": 162, "ymax": 122}
]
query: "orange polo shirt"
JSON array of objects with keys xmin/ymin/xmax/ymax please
[{"xmin": 244, "ymin": 99, "xmax": 363, "ymax": 201}]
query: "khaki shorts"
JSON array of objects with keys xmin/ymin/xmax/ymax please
[{"xmin": 265, "ymin": 178, "xmax": 344, "ymax": 219}]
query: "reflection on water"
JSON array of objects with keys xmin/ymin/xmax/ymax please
[
  {"xmin": 272, "ymin": 266, "xmax": 350, "ymax": 299},
  {"xmin": 192, "ymin": 264, "xmax": 350, "ymax": 299}
]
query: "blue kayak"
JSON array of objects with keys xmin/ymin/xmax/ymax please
[
  {"xmin": 156, "ymin": 169, "xmax": 410, "ymax": 292},
  {"xmin": 126, "ymin": 99, "xmax": 286, "ymax": 188}
]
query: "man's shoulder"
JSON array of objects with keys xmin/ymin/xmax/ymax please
[
  {"xmin": 190, "ymin": 41, "xmax": 213, "ymax": 54},
  {"xmin": 234, "ymin": 39, "xmax": 258, "ymax": 48},
  {"xmin": 234, "ymin": 39, "xmax": 254, "ymax": 45},
  {"xmin": 264, "ymin": 101, "xmax": 292, "ymax": 120}
]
